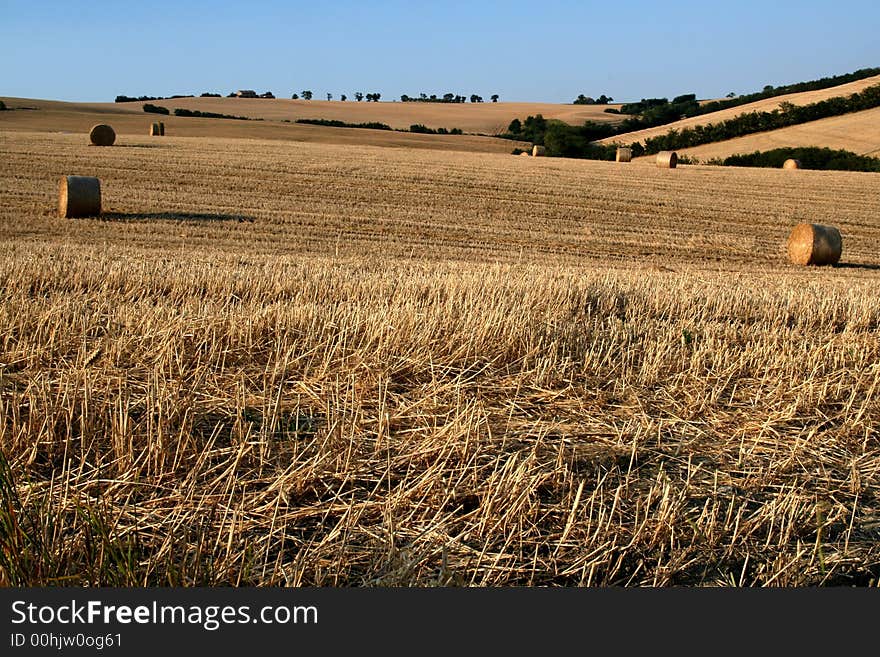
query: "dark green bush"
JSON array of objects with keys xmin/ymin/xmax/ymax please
[
  {"xmin": 143, "ymin": 103, "xmax": 170, "ymax": 115},
  {"xmin": 722, "ymin": 147, "xmax": 880, "ymax": 172}
]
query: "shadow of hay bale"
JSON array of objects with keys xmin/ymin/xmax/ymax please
[{"xmin": 100, "ymin": 212, "xmax": 255, "ymax": 223}]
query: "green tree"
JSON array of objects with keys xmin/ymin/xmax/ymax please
[
  {"xmin": 491, "ymin": 94, "xmax": 499, "ymax": 102},
  {"xmin": 355, "ymin": 92, "xmax": 364, "ymax": 101},
  {"xmin": 302, "ymin": 90, "xmax": 313, "ymax": 100}
]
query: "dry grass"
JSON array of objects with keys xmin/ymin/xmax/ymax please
[
  {"xmin": 0, "ymin": 95, "xmax": 623, "ymax": 140},
  {"xmin": 652, "ymin": 107, "xmax": 880, "ymax": 162},
  {"xmin": 1, "ymin": 129, "xmax": 879, "ymax": 586},
  {"xmin": 107, "ymin": 96, "xmax": 626, "ymax": 134},
  {"xmin": 599, "ymin": 74, "xmax": 880, "ymax": 148},
  {"xmin": 0, "ymin": 99, "xmax": 530, "ymax": 155}
]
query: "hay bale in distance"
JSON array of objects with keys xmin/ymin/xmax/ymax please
[
  {"xmin": 532, "ymin": 145, "xmax": 546, "ymax": 157},
  {"xmin": 519, "ymin": 152, "xmax": 530, "ymax": 156},
  {"xmin": 786, "ymin": 223, "xmax": 842, "ymax": 266},
  {"xmin": 58, "ymin": 176, "xmax": 101, "ymax": 218},
  {"xmin": 159, "ymin": 121, "xmax": 165, "ymax": 136},
  {"xmin": 783, "ymin": 158, "xmax": 802, "ymax": 170},
  {"xmin": 616, "ymin": 147, "xmax": 632, "ymax": 163},
  {"xmin": 656, "ymin": 151, "xmax": 678, "ymax": 168},
  {"xmin": 89, "ymin": 124, "xmax": 115, "ymax": 146},
  {"xmin": 150, "ymin": 122, "xmax": 161, "ymax": 136}
]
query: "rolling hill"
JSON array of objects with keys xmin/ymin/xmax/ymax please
[
  {"xmin": 666, "ymin": 106, "xmax": 880, "ymax": 162},
  {"xmin": 0, "ymin": 96, "xmax": 532, "ymax": 154},
  {"xmin": 0, "ymin": 95, "xmax": 624, "ymax": 141},
  {"xmin": 599, "ymin": 73, "xmax": 880, "ymax": 148}
]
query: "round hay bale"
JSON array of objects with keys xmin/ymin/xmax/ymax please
[
  {"xmin": 616, "ymin": 147, "xmax": 632, "ymax": 163},
  {"xmin": 159, "ymin": 121, "xmax": 165, "ymax": 136},
  {"xmin": 783, "ymin": 158, "xmax": 801, "ymax": 170},
  {"xmin": 58, "ymin": 176, "xmax": 101, "ymax": 218},
  {"xmin": 150, "ymin": 122, "xmax": 161, "ymax": 136},
  {"xmin": 786, "ymin": 223, "xmax": 842, "ymax": 266},
  {"xmin": 656, "ymin": 151, "xmax": 677, "ymax": 168},
  {"xmin": 89, "ymin": 124, "xmax": 115, "ymax": 146},
  {"xmin": 532, "ymin": 145, "xmax": 546, "ymax": 157}
]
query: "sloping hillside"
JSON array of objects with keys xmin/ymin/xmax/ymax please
[
  {"xmin": 600, "ymin": 73, "xmax": 880, "ymax": 147},
  {"xmin": 665, "ymin": 107, "xmax": 880, "ymax": 162},
  {"xmin": 1, "ymin": 96, "xmax": 624, "ymax": 136},
  {"xmin": 0, "ymin": 97, "xmax": 531, "ymax": 154}
]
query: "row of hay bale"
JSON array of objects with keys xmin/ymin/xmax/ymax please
[
  {"xmin": 74, "ymin": 127, "xmax": 841, "ymax": 268},
  {"xmin": 88, "ymin": 122, "xmax": 167, "ymax": 147},
  {"xmin": 613, "ymin": 146, "xmax": 800, "ymax": 170}
]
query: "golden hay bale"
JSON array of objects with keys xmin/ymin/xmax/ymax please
[
  {"xmin": 656, "ymin": 151, "xmax": 677, "ymax": 168},
  {"xmin": 58, "ymin": 176, "xmax": 101, "ymax": 218},
  {"xmin": 159, "ymin": 121, "xmax": 165, "ymax": 136},
  {"xmin": 532, "ymin": 145, "xmax": 546, "ymax": 157},
  {"xmin": 616, "ymin": 147, "xmax": 632, "ymax": 163},
  {"xmin": 783, "ymin": 158, "xmax": 802, "ymax": 170},
  {"xmin": 89, "ymin": 124, "xmax": 115, "ymax": 146},
  {"xmin": 786, "ymin": 223, "xmax": 842, "ymax": 266},
  {"xmin": 150, "ymin": 122, "xmax": 161, "ymax": 136}
]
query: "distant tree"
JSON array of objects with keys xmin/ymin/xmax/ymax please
[
  {"xmin": 508, "ymin": 118, "xmax": 522, "ymax": 134},
  {"xmin": 429, "ymin": 94, "xmax": 437, "ymax": 101},
  {"xmin": 369, "ymin": 92, "xmax": 381, "ymax": 102},
  {"xmin": 597, "ymin": 94, "xmax": 612, "ymax": 104},
  {"xmin": 420, "ymin": 93, "xmax": 428, "ymax": 100},
  {"xmin": 470, "ymin": 94, "xmax": 483, "ymax": 103},
  {"xmin": 443, "ymin": 93, "xmax": 455, "ymax": 103},
  {"xmin": 401, "ymin": 94, "xmax": 410, "ymax": 102},
  {"xmin": 573, "ymin": 94, "xmax": 594, "ymax": 105},
  {"xmin": 726, "ymin": 92, "xmax": 737, "ymax": 98},
  {"xmin": 0, "ymin": 100, "xmax": 6, "ymax": 111},
  {"xmin": 291, "ymin": 93, "xmax": 299, "ymax": 99},
  {"xmin": 355, "ymin": 92, "xmax": 364, "ymax": 101},
  {"xmin": 491, "ymin": 94, "xmax": 499, "ymax": 102},
  {"xmin": 302, "ymin": 90, "xmax": 313, "ymax": 100},
  {"xmin": 327, "ymin": 93, "xmax": 332, "ymax": 101},
  {"xmin": 340, "ymin": 94, "xmax": 347, "ymax": 101}
]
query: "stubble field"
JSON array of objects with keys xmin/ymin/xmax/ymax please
[{"xmin": 1, "ymin": 129, "xmax": 879, "ymax": 585}]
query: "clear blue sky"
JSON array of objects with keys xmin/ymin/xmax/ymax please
[{"xmin": 3, "ymin": 0, "xmax": 878, "ymax": 103}]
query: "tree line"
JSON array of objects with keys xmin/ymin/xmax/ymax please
[
  {"xmin": 503, "ymin": 81, "xmax": 880, "ymax": 161},
  {"xmin": 399, "ymin": 93, "xmax": 499, "ymax": 103},
  {"xmin": 720, "ymin": 147, "xmax": 880, "ymax": 172},
  {"xmin": 642, "ymin": 83, "xmax": 880, "ymax": 153}
]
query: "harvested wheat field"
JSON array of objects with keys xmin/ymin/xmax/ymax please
[
  {"xmin": 0, "ymin": 95, "xmax": 624, "ymax": 139},
  {"xmin": 657, "ymin": 107, "xmax": 880, "ymax": 162},
  {"xmin": 1, "ymin": 128, "xmax": 880, "ymax": 586},
  {"xmin": 599, "ymin": 74, "xmax": 880, "ymax": 148}
]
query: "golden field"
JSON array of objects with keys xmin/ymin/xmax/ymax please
[
  {"xmin": 600, "ymin": 73, "xmax": 880, "ymax": 148},
  {"xmin": 0, "ymin": 94, "xmax": 623, "ymax": 142},
  {"xmin": 1, "ymin": 127, "xmax": 879, "ymax": 586},
  {"xmin": 656, "ymin": 107, "xmax": 880, "ymax": 162}
]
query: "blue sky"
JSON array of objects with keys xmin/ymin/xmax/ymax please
[{"xmin": 3, "ymin": 0, "xmax": 878, "ymax": 103}]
